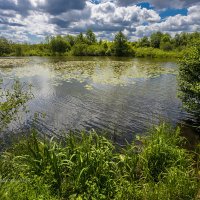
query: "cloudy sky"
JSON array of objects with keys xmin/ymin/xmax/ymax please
[{"xmin": 0, "ymin": 0, "xmax": 200, "ymax": 43}]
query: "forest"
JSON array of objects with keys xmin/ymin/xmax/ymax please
[{"xmin": 1, "ymin": 30, "xmax": 200, "ymax": 58}]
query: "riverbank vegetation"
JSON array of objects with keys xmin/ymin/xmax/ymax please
[
  {"xmin": 1, "ymin": 30, "xmax": 200, "ymax": 58},
  {"xmin": 0, "ymin": 124, "xmax": 199, "ymax": 200},
  {"xmin": 178, "ymin": 39, "xmax": 200, "ymax": 121}
]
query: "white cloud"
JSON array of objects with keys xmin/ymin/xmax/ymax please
[
  {"xmin": 29, "ymin": 0, "xmax": 45, "ymax": 7},
  {"xmin": 0, "ymin": 0, "xmax": 200, "ymax": 42},
  {"xmin": 135, "ymin": 5, "xmax": 200, "ymax": 37},
  {"xmin": 90, "ymin": 2, "xmax": 160, "ymax": 25}
]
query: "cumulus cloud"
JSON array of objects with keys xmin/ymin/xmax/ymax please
[
  {"xmin": 135, "ymin": 4, "xmax": 200, "ymax": 37},
  {"xmin": 41, "ymin": 0, "xmax": 87, "ymax": 15},
  {"xmin": 67, "ymin": 2, "xmax": 160, "ymax": 34},
  {"xmin": 0, "ymin": 0, "xmax": 199, "ymax": 42},
  {"xmin": 0, "ymin": 0, "xmax": 33, "ymax": 16},
  {"xmin": 0, "ymin": 0, "xmax": 87, "ymax": 15}
]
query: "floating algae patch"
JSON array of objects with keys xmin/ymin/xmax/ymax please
[
  {"xmin": 0, "ymin": 58, "xmax": 29, "ymax": 68},
  {"xmin": 84, "ymin": 84, "xmax": 93, "ymax": 90},
  {"xmin": 45, "ymin": 60, "xmax": 177, "ymax": 88},
  {"xmin": 0, "ymin": 59, "xmax": 176, "ymax": 88}
]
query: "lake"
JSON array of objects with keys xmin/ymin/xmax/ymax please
[{"xmin": 0, "ymin": 57, "xmax": 195, "ymax": 142}]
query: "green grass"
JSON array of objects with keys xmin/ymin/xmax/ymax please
[
  {"xmin": 0, "ymin": 124, "xmax": 199, "ymax": 200},
  {"xmin": 134, "ymin": 47, "xmax": 182, "ymax": 58}
]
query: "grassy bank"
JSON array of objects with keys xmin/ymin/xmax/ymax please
[
  {"xmin": 134, "ymin": 47, "xmax": 181, "ymax": 58},
  {"xmin": 5, "ymin": 46, "xmax": 182, "ymax": 59},
  {"xmin": 0, "ymin": 124, "xmax": 199, "ymax": 200}
]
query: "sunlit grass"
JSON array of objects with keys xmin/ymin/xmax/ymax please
[{"xmin": 0, "ymin": 124, "xmax": 199, "ymax": 199}]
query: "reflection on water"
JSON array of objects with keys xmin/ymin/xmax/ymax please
[{"xmin": 0, "ymin": 57, "xmax": 194, "ymax": 140}]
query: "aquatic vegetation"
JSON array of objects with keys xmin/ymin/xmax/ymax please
[
  {"xmin": 0, "ymin": 58, "xmax": 177, "ymax": 91},
  {"xmin": 0, "ymin": 124, "xmax": 199, "ymax": 199},
  {"xmin": 45, "ymin": 60, "xmax": 177, "ymax": 89},
  {"xmin": 0, "ymin": 58, "xmax": 29, "ymax": 68}
]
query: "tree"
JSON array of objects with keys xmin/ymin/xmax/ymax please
[
  {"xmin": 72, "ymin": 43, "xmax": 88, "ymax": 56},
  {"xmin": 178, "ymin": 40, "xmax": 200, "ymax": 119},
  {"xmin": 112, "ymin": 31, "xmax": 131, "ymax": 56},
  {"xmin": 15, "ymin": 45, "xmax": 23, "ymax": 56},
  {"xmin": 139, "ymin": 36, "xmax": 150, "ymax": 47},
  {"xmin": 150, "ymin": 32, "xmax": 163, "ymax": 48},
  {"xmin": 86, "ymin": 29, "xmax": 96, "ymax": 45},
  {"xmin": 76, "ymin": 33, "xmax": 86, "ymax": 44},
  {"xmin": 50, "ymin": 36, "xmax": 70, "ymax": 55},
  {"xmin": 0, "ymin": 37, "xmax": 12, "ymax": 56},
  {"xmin": 64, "ymin": 35, "xmax": 76, "ymax": 46},
  {"xmin": 160, "ymin": 34, "xmax": 173, "ymax": 51},
  {"xmin": 174, "ymin": 34, "xmax": 182, "ymax": 47},
  {"xmin": 179, "ymin": 33, "xmax": 188, "ymax": 47}
]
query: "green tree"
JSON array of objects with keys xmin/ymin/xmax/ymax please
[
  {"xmin": 139, "ymin": 36, "xmax": 150, "ymax": 47},
  {"xmin": 15, "ymin": 45, "xmax": 23, "ymax": 56},
  {"xmin": 112, "ymin": 31, "xmax": 131, "ymax": 56},
  {"xmin": 50, "ymin": 36, "xmax": 70, "ymax": 55},
  {"xmin": 150, "ymin": 32, "xmax": 163, "ymax": 48},
  {"xmin": 160, "ymin": 34, "xmax": 173, "ymax": 51},
  {"xmin": 76, "ymin": 33, "xmax": 86, "ymax": 44},
  {"xmin": 179, "ymin": 33, "xmax": 188, "ymax": 47},
  {"xmin": 86, "ymin": 29, "xmax": 96, "ymax": 45},
  {"xmin": 178, "ymin": 40, "xmax": 200, "ymax": 119},
  {"xmin": 64, "ymin": 35, "xmax": 76, "ymax": 46},
  {"xmin": 72, "ymin": 43, "xmax": 88, "ymax": 56},
  {"xmin": 0, "ymin": 37, "xmax": 12, "ymax": 56},
  {"xmin": 174, "ymin": 33, "xmax": 182, "ymax": 47}
]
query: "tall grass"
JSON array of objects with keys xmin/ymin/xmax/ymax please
[
  {"xmin": 134, "ymin": 47, "xmax": 181, "ymax": 58},
  {"xmin": 0, "ymin": 124, "xmax": 199, "ymax": 200}
]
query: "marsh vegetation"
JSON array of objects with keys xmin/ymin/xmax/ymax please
[{"xmin": 0, "ymin": 124, "xmax": 199, "ymax": 200}]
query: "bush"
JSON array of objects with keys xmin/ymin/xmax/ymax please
[
  {"xmin": 134, "ymin": 47, "xmax": 180, "ymax": 58},
  {"xmin": 178, "ymin": 41, "xmax": 200, "ymax": 119},
  {"xmin": 0, "ymin": 37, "xmax": 12, "ymax": 56},
  {"xmin": 71, "ymin": 43, "xmax": 88, "ymax": 56},
  {"xmin": 50, "ymin": 36, "xmax": 71, "ymax": 55}
]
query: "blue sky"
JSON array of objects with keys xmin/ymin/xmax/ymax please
[{"xmin": 0, "ymin": 0, "xmax": 199, "ymax": 43}]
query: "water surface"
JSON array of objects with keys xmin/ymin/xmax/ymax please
[{"xmin": 0, "ymin": 57, "xmax": 194, "ymax": 141}]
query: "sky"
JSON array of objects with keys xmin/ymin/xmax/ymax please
[{"xmin": 0, "ymin": 0, "xmax": 200, "ymax": 43}]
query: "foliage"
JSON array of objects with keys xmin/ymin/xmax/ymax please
[
  {"xmin": 150, "ymin": 32, "xmax": 163, "ymax": 48},
  {"xmin": 138, "ymin": 36, "xmax": 150, "ymax": 47},
  {"xmin": 50, "ymin": 36, "xmax": 71, "ymax": 55},
  {"xmin": 0, "ymin": 80, "xmax": 32, "ymax": 132},
  {"xmin": 15, "ymin": 45, "xmax": 23, "ymax": 56},
  {"xmin": 71, "ymin": 43, "xmax": 89, "ymax": 56},
  {"xmin": 0, "ymin": 37, "xmax": 12, "ymax": 56},
  {"xmin": 178, "ymin": 39, "xmax": 200, "ymax": 119},
  {"xmin": 86, "ymin": 29, "xmax": 97, "ymax": 45},
  {"xmin": 1, "ymin": 31, "xmax": 200, "ymax": 58},
  {"xmin": 0, "ymin": 124, "xmax": 199, "ymax": 199},
  {"xmin": 134, "ymin": 47, "xmax": 180, "ymax": 58},
  {"xmin": 112, "ymin": 31, "xmax": 133, "ymax": 56}
]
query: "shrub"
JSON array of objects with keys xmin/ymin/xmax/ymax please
[{"xmin": 178, "ymin": 41, "xmax": 200, "ymax": 119}]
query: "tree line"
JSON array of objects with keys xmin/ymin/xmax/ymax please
[{"xmin": 1, "ymin": 30, "xmax": 200, "ymax": 57}]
